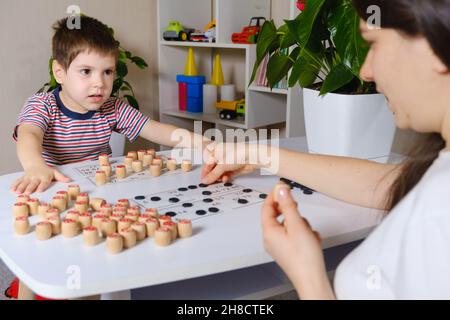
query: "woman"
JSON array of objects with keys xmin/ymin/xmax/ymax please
[{"xmin": 201, "ymin": 0, "xmax": 450, "ymax": 299}]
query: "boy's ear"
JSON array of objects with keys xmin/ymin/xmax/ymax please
[{"xmin": 52, "ymin": 60, "xmax": 65, "ymax": 84}]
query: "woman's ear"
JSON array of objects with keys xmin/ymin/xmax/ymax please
[
  {"xmin": 431, "ymin": 52, "xmax": 449, "ymax": 74},
  {"xmin": 52, "ymin": 60, "xmax": 65, "ymax": 84}
]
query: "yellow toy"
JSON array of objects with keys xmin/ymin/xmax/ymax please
[
  {"xmin": 184, "ymin": 48, "xmax": 198, "ymax": 76},
  {"xmin": 211, "ymin": 54, "xmax": 224, "ymax": 86}
]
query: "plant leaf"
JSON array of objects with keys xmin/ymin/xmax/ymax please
[
  {"xmin": 288, "ymin": 53, "xmax": 320, "ymax": 87},
  {"xmin": 319, "ymin": 63, "xmax": 354, "ymax": 95},
  {"xmin": 122, "ymin": 80, "xmax": 136, "ymax": 96},
  {"xmin": 250, "ymin": 20, "xmax": 278, "ymax": 85},
  {"xmin": 116, "ymin": 61, "xmax": 128, "ymax": 78},
  {"xmin": 118, "ymin": 50, "xmax": 127, "ymax": 63},
  {"xmin": 285, "ymin": 0, "xmax": 327, "ymax": 47},
  {"xmin": 328, "ymin": 0, "xmax": 369, "ymax": 79},
  {"xmin": 278, "ymin": 23, "xmax": 297, "ymax": 49},
  {"xmin": 124, "ymin": 94, "xmax": 139, "ymax": 110},
  {"xmin": 266, "ymin": 51, "xmax": 293, "ymax": 88},
  {"xmin": 112, "ymin": 78, "xmax": 123, "ymax": 95},
  {"xmin": 120, "ymin": 85, "xmax": 131, "ymax": 92},
  {"xmin": 130, "ymin": 56, "xmax": 148, "ymax": 69}
]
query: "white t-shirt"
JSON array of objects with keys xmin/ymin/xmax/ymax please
[{"xmin": 334, "ymin": 150, "xmax": 450, "ymax": 299}]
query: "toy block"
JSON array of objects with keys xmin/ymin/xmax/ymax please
[{"xmin": 178, "ymin": 82, "xmax": 187, "ymax": 111}]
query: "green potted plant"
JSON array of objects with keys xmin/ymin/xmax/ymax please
[
  {"xmin": 38, "ymin": 25, "xmax": 148, "ymax": 156},
  {"xmin": 251, "ymin": 0, "xmax": 395, "ymax": 160}
]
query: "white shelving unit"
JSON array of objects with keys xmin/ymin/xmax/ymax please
[
  {"xmin": 281, "ymin": 0, "xmax": 304, "ymax": 138},
  {"xmin": 157, "ymin": 0, "xmax": 304, "ymax": 137},
  {"xmin": 158, "ymin": 0, "xmax": 282, "ymax": 133}
]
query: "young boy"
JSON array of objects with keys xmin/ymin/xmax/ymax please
[{"xmin": 11, "ymin": 15, "xmax": 210, "ymax": 195}]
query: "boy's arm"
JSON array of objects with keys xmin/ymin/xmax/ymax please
[
  {"xmin": 139, "ymin": 120, "xmax": 212, "ymax": 151},
  {"xmin": 11, "ymin": 124, "xmax": 71, "ymax": 195},
  {"xmin": 17, "ymin": 124, "xmax": 48, "ymax": 170}
]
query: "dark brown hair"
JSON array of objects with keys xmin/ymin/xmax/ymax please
[
  {"xmin": 352, "ymin": 0, "xmax": 448, "ymax": 210},
  {"xmin": 52, "ymin": 15, "xmax": 119, "ymax": 70}
]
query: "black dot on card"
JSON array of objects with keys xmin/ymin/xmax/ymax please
[
  {"xmin": 165, "ymin": 212, "xmax": 177, "ymax": 217},
  {"xmin": 224, "ymin": 183, "xmax": 233, "ymax": 187},
  {"xmin": 202, "ymin": 191, "xmax": 212, "ymax": 196},
  {"xmin": 134, "ymin": 196, "xmax": 145, "ymax": 200},
  {"xmin": 259, "ymin": 193, "xmax": 267, "ymax": 199},
  {"xmin": 188, "ymin": 185, "xmax": 198, "ymax": 189},
  {"xmin": 303, "ymin": 189, "xmax": 314, "ymax": 195},
  {"xmin": 182, "ymin": 203, "xmax": 193, "ymax": 208},
  {"xmin": 196, "ymin": 210, "xmax": 207, "ymax": 216},
  {"xmin": 237, "ymin": 199, "xmax": 248, "ymax": 204},
  {"xmin": 280, "ymin": 180, "xmax": 294, "ymax": 189},
  {"xmin": 178, "ymin": 187, "xmax": 188, "ymax": 192},
  {"xmin": 208, "ymin": 207, "xmax": 219, "ymax": 213},
  {"xmin": 243, "ymin": 188, "xmax": 253, "ymax": 193},
  {"xmin": 293, "ymin": 182, "xmax": 306, "ymax": 190},
  {"xmin": 150, "ymin": 196, "xmax": 161, "ymax": 201},
  {"xmin": 198, "ymin": 183, "xmax": 208, "ymax": 188},
  {"xmin": 169, "ymin": 197, "xmax": 180, "ymax": 203},
  {"xmin": 203, "ymin": 198, "xmax": 213, "ymax": 203}
]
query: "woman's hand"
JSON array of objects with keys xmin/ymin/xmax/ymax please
[
  {"xmin": 11, "ymin": 165, "xmax": 72, "ymax": 195},
  {"xmin": 201, "ymin": 142, "xmax": 257, "ymax": 184},
  {"xmin": 262, "ymin": 183, "xmax": 335, "ymax": 299}
]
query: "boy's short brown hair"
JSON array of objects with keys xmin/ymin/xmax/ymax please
[{"xmin": 52, "ymin": 15, "xmax": 119, "ymax": 70}]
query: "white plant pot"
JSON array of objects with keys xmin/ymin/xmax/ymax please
[
  {"xmin": 110, "ymin": 131, "xmax": 126, "ymax": 157},
  {"xmin": 303, "ymin": 88, "xmax": 396, "ymax": 160}
]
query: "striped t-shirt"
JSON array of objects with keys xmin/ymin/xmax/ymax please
[{"xmin": 13, "ymin": 87, "xmax": 150, "ymax": 166}]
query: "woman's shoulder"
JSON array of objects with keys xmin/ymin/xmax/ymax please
[
  {"xmin": 400, "ymin": 152, "xmax": 450, "ymax": 221},
  {"xmin": 419, "ymin": 151, "xmax": 450, "ymax": 190}
]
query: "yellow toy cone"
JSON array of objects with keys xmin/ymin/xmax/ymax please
[
  {"xmin": 184, "ymin": 48, "xmax": 198, "ymax": 76},
  {"xmin": 211, "ymin": 53, "xmax": 224, "ymax": 86}
]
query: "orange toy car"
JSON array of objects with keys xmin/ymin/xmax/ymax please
[{"xmin": 231, "ymin": 17, "xmax": 266, "ymax": 44}]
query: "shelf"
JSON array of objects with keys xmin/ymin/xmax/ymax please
[
  {"xmin": 249, "ymin": 85, "xmax": 288, "ymax": 95},
  {"xmin": 160, "ymin": 40, "xmax": 251, "ymax": 49},
  {"xmin": 162, "ymin": 109, "xmax": 247, "ymax": 129},
  {"xmin": 157, "ymin": 0, "xmax": 293, "ymax": 134}
]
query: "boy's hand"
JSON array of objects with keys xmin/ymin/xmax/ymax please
[{"xmin": 11, "ymin": 165, "xmax": 72, "ymax": 195}]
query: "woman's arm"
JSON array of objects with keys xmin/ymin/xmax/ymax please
[
  {"xmin": 270, "ymin": 147, "xmax": 400, "ymax": 209},
  {"xmin": 202, "ymin": 143, "xmax": 401, "ymax": 209}
]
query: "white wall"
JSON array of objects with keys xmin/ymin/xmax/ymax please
[
  {"xmin": 0, "ymin": 0, "xmax": 158, "ymax": 174},
  {"xmin": 0, "ymin": 0, "xmax": 417, "ymax": 175}
]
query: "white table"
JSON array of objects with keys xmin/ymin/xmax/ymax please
[{"xmin": 0, "ymin": 138, "xmax": 390, "ymax": 299}]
